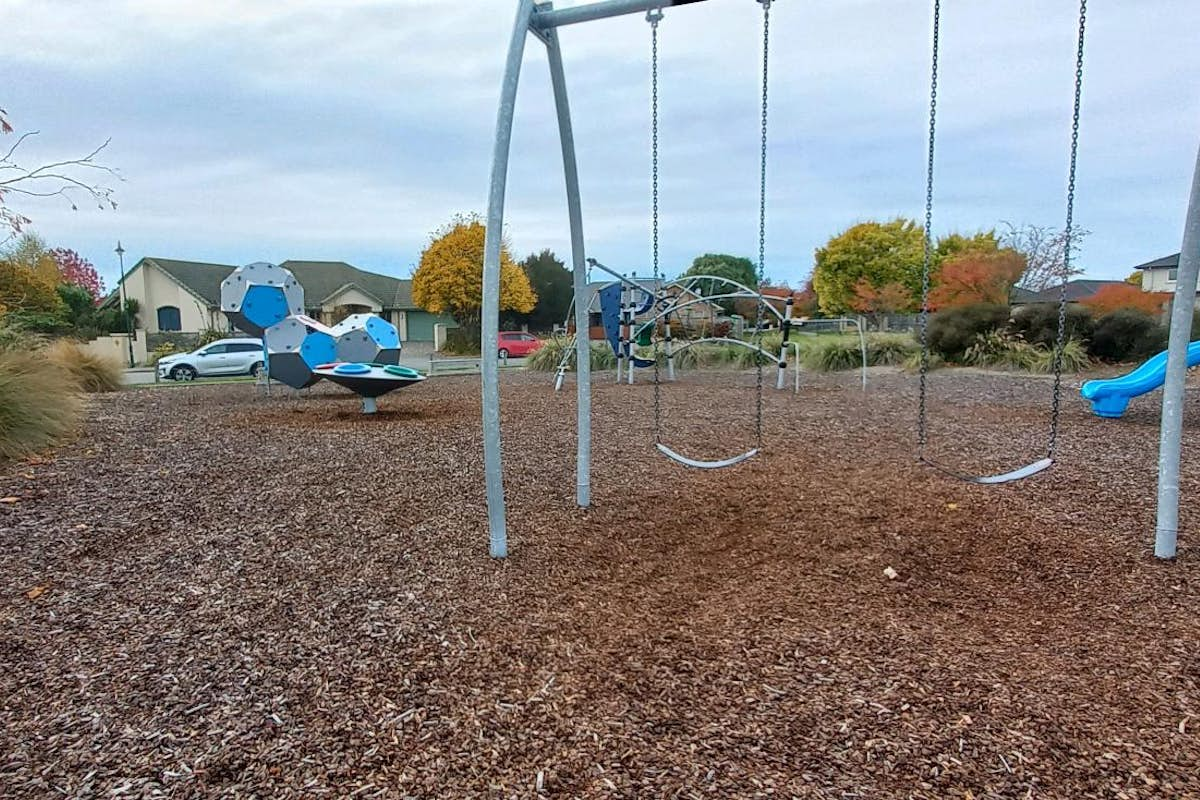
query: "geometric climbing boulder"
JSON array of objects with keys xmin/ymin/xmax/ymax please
[
  {"xmin": 329, "ymin": 313, "xmax": 402, "ymax": 365},
  {"xmin": 220, "ymin": 262, "xmax": 305, "ymax": 337},
  {"xmin": 265, "ymin": 314, "xmax": 337, "ymax": 390}
]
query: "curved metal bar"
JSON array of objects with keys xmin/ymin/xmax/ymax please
[
  {"xmin": 922, "ymin": 456, "xmax": 1054, "ymax": 485},
  {"xmin": 669, "ymin": 273, "xmax": 767, "ymax": 299},
  {"xmin": 633, "ymin": 296, "xmax": 784, "ymax": 341},
  {"xmin": 668, "ymin": 335, "xmax": 777, "ymax": 362},
  {"xmin": 657, "ymin": 443, "xmax": 758, "ymax": 470}
]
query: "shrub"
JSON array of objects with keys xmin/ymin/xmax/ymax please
[
  {"xmin": 1030, "ymin": 339, "xmax": 1090, "ymax": 374},
  {"xmin": 0, "ymin": 316, "xmax": 43, "ymax": 352},
  {"xmin": 0, "ymin": 350, "xmax": 82, "ymax": 461},
  {"xmin": 1081, "ymin": 283, "xmax": 1169, "ymax": 316},
  {"xmin": 963, "ymin": 330, "xmax": 1039, "ymax": 371},
  {"xmin": 1009, "ymin": 302, "xmax": 1094, "ymax": 348},
  {"xmin": 442, "ymin": 327, "xmax": 479, "ymax": 356},
  {"xmin": 44, "ymin": 340, "xmax": 123, "ymax": 392},
  {"xmin": 901, "ymin": 350, "xmax": 945, "ymax": 372},
  {"xmin": 2, "ymin": 308, "xmax": 72, "ymax": 335},
  {"xmin": 867, "ymin": 333, "xmax": 919, "ymax": 365},
  {"xmin": 526, "ymin": 337, "xmax": 617, "ymax": 371},
  {"xmin": 1090, "ymin": 309, "xmax": 1168, "ymax": 362},
  {"xmin": 196, "ymin": 327, "xmax": 226, "ymax": 347},
  {"xmin": 926, "ymin": 303, "xmax": 1010, "ymax": 361},
  {"xmin": 802, "ymin": 337, "xmax": 864, "ymax": 372},
  {"xmin": 148, "ymin": 342, "xmax": 180, "ymax": 367}
]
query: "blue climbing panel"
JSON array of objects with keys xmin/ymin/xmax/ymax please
[{"xmin": 600, "ymin": 283, "xmax": 623, "ymax": 356}]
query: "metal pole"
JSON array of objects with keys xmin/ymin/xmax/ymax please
[
  {"xmin": 533, "ymin": 0, "xmax": 708, "ymax": 29},
  {"xmin": 626, "ymin": 291, "xmax": 635, "ymax": 385},
  {"xmin": 1154, "ymin": 143, "xmax": 1200, "ymax": 560},
  {"xmin": 481, "ymin": 0, "xmax": 536, "ymax": 559},
  {"xmin": 261, "ymin": 335, "xmax": 271, "ymax": 397},
  {"xmin": 115, "ymin": 242, "xmax": 134, "ymax": 368},
  {"xmin": 545, "ymin": 23, "xmax": 592, "ymax": 508}
]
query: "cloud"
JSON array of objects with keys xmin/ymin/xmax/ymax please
[{"xmin": 2, "ymin": 0, "xmax": 1197, "ymax": 289}]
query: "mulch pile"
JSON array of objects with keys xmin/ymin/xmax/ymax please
[{"xmin": 1, "ymin": 368, "xmax": 1197, "ymax": 798}]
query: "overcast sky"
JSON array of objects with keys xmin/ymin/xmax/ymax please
[{"xmin": 3, "ymin": 0, "xmax": 1198, "ymax": 292}]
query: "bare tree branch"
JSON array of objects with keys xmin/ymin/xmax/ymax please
[
  {"xmin": 0, "ymin": 117, "xmax": 120, "ymax": 240},
  {"xmin": 1001, "ymin": 221, "xmax": 1090, "ymax": 293}
]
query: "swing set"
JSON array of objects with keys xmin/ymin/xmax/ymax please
[{"xmin": 478, "ymin": 0, "xmax": 1198, "ymax": 560}]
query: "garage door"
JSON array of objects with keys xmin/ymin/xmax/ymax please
[{"xmin": 405, "ymin": 311, "xmax": 442, "ymax": 342}]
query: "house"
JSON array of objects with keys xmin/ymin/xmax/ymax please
[
  {"xmin": 1011, "ymin": 279, "xmax": 1127, "ymax": 305},
  {"xmin": 575, "ymin": 278, "xmax": 722, "ymax": 339},
  {"xmin": 1133, "ymin": 253, "xmax": 1182, "ymax": 293},
  {"xmin": 102, "ymin": 257, "xmax": 454, "ymax": 348},
  {"xmin": 1010, "ymin": 286, "xmax": 1040, "ymax": 304}
]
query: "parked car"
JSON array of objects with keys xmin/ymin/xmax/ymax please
[
  {"xmin": 157, "ymin": 338, "xmax": 265, "ymax": 381},
  {"xmin": 497, "ymin": 331, "xmax": 543, "ymax": 358}
]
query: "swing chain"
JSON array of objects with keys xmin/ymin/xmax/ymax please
[
  {"xmin": 648, "ymin": 6, "xmax": 662, "ymax": 444},
  {"xmin": 916, "ymin": 0, "xmax": 941, "ymax": 461},
  {"xmin": 755, "ymin": 0, "xmax": 771, "ymax": 446},
  {"xmin": 1049, "ymin": 0, "xmax": 1088, "ymax": 460}
]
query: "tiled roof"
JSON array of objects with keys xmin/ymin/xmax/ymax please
[
  {"xmin": 119, "ymin": 257, "xmax": 419, "ymax": 309},
  {"xmin": 1132, "ymin": 253, "xmax": 1180, "ymax": 271},
  {"xmin": 1020, "ymin": 279, "xmax": 1127, "ymax": 304}
]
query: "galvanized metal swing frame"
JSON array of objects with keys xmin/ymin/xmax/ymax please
[
  {"xmin": 479, "ymin": 0, "xmax": 721, "ymax": 558},
  {"xmin": 479, "ymin": 0, "xmax": 1200, "ymax": 559}
]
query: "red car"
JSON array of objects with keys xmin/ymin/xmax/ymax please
[{"xmin": 498, "ymin": 331, "xmax": 543, "ymax": 358}]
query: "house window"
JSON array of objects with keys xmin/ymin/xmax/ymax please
[
  {"xmin": 1169, "ymin": 269, "xmax": 1179, "ymax": 281},
  {"xmin": 156, "ymin": 306, "xmax": 182, "ymax": 331}
]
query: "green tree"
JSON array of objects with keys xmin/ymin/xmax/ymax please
[
  {"xmin": 935, "ymin": 230, "xmax": 1000, "ymax": 262},
  {"xmin": 813, "ymin": 221, "xmax": 1005, "ymax": 315},
  {"xmin": 512, "ymin": 249, "xmax": 572, "ymax": 331},
  {"xmin": 812, "ymin": 220, "xmax": 925, "ymax": 315},
  {"xmin": 680, "ymin": 253, "xmax": 758, "ymax": 313}
]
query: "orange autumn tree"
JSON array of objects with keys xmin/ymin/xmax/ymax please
[
  {"xmin": 850, "ymin": 278, "xmax": 915, "ymax": 325},
  {"xmin": 1081, "ymin": 283, "xmax": 1168, "ymax": 316},
  {"xmin": 927, "ymin": 250, "xmax": 1026, "ymax": 309}
]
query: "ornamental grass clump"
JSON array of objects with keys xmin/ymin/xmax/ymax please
[
  {"xmin": 45, "ymin": 339, "xmax": 123, "ymax": 393},
  {"xmin": 0, "ymin": 349, "xmax": 82, "ymax": 461}
]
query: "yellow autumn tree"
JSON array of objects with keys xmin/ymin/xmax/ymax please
[
  {"xmin": 0, "ymin": 234, "xmax": 65, "ymax": 315},
  {"xmin": 412, "ymin": 214, "xmax": 536, "ymax": 342}
]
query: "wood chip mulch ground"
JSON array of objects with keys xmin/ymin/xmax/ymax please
[{"xmin": 1, "ymin": 367, "xmax": 1198, "ymax": 799}]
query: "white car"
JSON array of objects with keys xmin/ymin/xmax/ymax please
[{"xmin": 157, "ymin": 338, "xmax": 265, "ymax": 381}]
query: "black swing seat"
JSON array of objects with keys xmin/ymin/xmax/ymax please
[{"xmin": 921, "ymin": 456, "xmax": 1053, "ymax": 485}]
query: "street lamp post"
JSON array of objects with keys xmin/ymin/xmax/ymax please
[{"xmin": 116, "ymin": 241, "xmax": 135, "ymax": 368}]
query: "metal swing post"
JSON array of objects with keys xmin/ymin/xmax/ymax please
[
  {"xmin": 1154, "ymin": 143, "xmax": 1200, "ymax": 560},
  {"xmin": 481, "ymin": 0, "xmax": 537, "ymax": 558},
  {"xmin": 544, "ymin": 19, "xmax": 593, "ymax": 509},
  {"xmin": 481, "ymin": 0, "xmax": 716, "ymax": 556}
]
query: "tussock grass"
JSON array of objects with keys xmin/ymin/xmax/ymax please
[
  {"xmin": 800, "ymin": 334, "xmax": 919, "ymax": 372},
  {"xmin": 0, "ymin": 349, "xmax": 82, "ymax": 461},
  {"xmin": 526, "ymin": 337, "xmax": 617, "ymax": 372},
  {"xmin": 45, "ymin": 340, "xmax": 123, "ymax": 393}
]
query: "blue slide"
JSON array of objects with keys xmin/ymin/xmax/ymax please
[{"xmin": 1080, "ymin": 340, "xmax": 1200, "ymax": 418}]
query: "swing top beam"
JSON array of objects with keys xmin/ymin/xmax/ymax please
[{"xmin": 532, "ymin": 0, "xmax": 710, "ymax": 30}]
